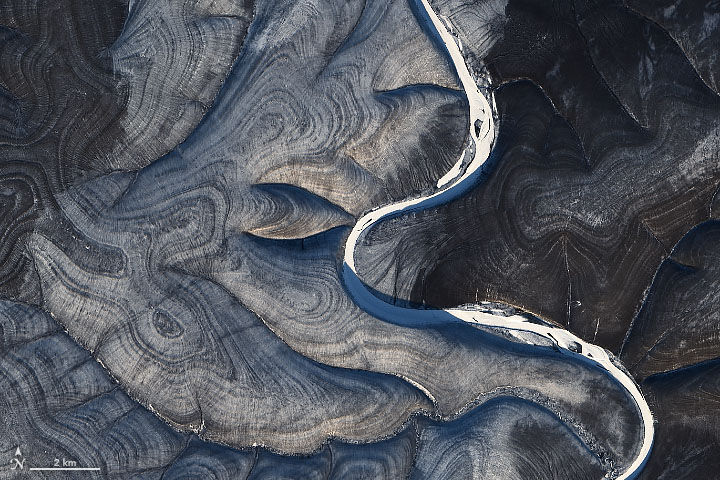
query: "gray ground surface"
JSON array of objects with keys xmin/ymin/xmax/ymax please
[{"xmin": 1, "ymin": 0, "xmax": 718, "ymax": 477}]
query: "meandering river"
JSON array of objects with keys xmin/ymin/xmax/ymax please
[{"xmin": 342, "ymin": 1, "xmax": 654, "ymax": 478}]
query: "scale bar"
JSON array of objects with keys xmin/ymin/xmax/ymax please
[{"xmin": 29, "ymin": 467, "xmax": 100, "ymax": 471}]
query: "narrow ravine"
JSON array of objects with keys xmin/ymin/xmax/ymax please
[{"xmin": 342, "ymin": 0, "xmax": 654, "ymax": 478}]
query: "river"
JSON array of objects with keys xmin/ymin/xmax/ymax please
[{"xmin": 342, "ymin": 0, "xmax": 654, "ymax": 478}]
